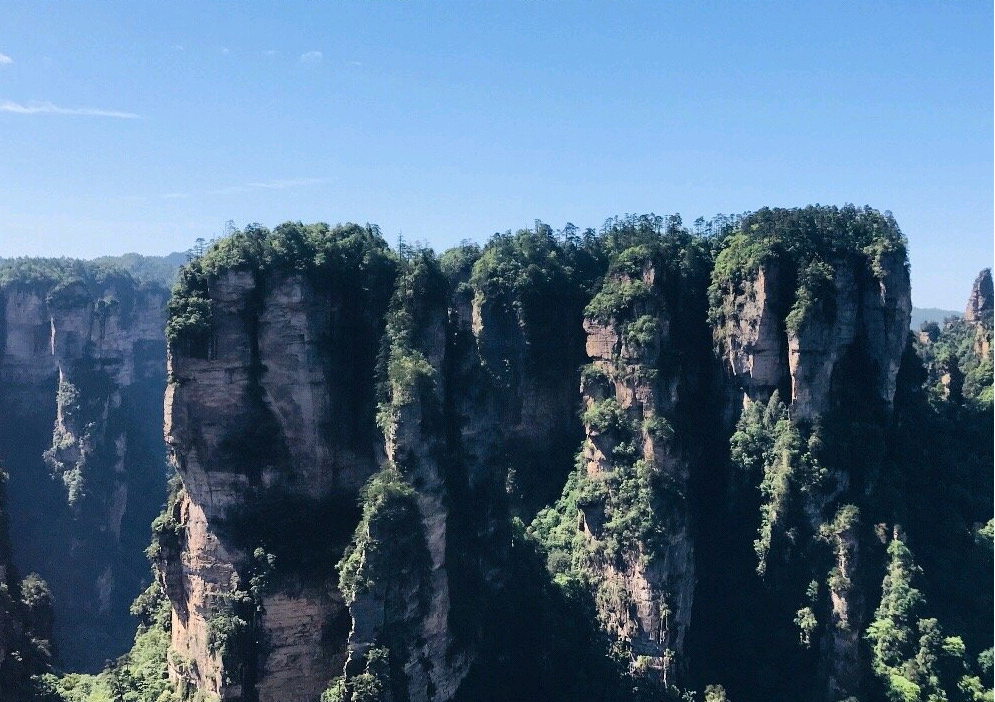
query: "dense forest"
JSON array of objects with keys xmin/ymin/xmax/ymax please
[{"xmin": 0, "ymin": 206, "xmax": 990, "ymax": 702}]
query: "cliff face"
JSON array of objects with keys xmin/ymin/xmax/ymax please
[
  {"xmin": 158, "ymin": 211, "xmax": 940, "ymax": 702},
  {"xmin": 965, "ymin": 268, "xmax": 994, "ymax": 362},
  {"xmin": 709, "ymin": 209, "xmax": 912, "ymax": 700},
  {"xmin": 715, "ymin": 251, "xmax": 910, "ymax": 420},
  {"xmin": 337, "ymin": 259, "xmax": 467, "ymax": 702},
  {"xmin": 575, "ymin": 255, "xmax": 701, "ymax": 679},
  {"xmin": 161, "ymin": 223, "xmax": 598, "ymax": 702},
  {"xmin": 965, "ymin": 268, "xmax": 993, "ymax": 324},
  {"xmin": 163, "ymin": 268, "xmax": 389, "ymax": 700},
  {"xmin": 0, "ymin": 268, "xmax": 169, "ymax": 670},
  {"xmin": 717, "ymin": 262, "xmax": 790, "ymax": 403}
]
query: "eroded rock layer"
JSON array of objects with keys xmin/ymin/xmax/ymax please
[
  {"xmin": 0, "ymin": 266, "xmax": 169, "ymax": 670},
  {"xmin": 160, "ymin": 210, "xmax": 931, "ymax": 702}
]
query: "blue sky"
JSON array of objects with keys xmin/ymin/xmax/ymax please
[{"xmin": 0, "ymin": 1, "xmax": 991, "ymax": 308}]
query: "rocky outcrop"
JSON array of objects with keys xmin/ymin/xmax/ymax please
[
  {"xmin": 163, "ymin": 226, "xmax": 598, "ymax": 702},
  {"xmin": 818, "ymin": 505, "xmax": 863, "ymax": 702},
  {"xmin": 468, "ymin": 281, "xmax": 588, "ymax": 516},
  {"xmin": 711, "ymin": 211, "xmax": 912, "ymax": 701},
  {"xmin": 717, "ymin": 263, "xmax": 789, "ymax": 404},
  {"xmin": 716, "ymin": 254, "xmax": 911, "ymax": 419},
  {"xmin": 158, "ymin": 211, "xmax": 925, "ymax": 702},
  {"xmin": 575, "ymin": 256, "xmax": 698, "ymax": 683},
  {"xmin": 164, "ymin": 269, "xmax": 389, "ymax": 701},
  {"xmin": 965, "ymin": 269, "xmax": 993, "ymax": 362},
  {"xmin": 964, "ymin": 268, "xmax": 993, "ymax": 324},
  {"xmin": 339, "ymin": 260, "xmax": 470, "ymax": 702},
  {"xmin": 0, "ymin": 270, "xmax": 169, "ymax": 670}
]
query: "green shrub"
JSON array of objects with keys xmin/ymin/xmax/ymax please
[
  {"xmin": 585, "ymin": 279, "xmax": 652, "ymax": 324},
  {"xmin": 794, "ymin": 606, "xmax": 818, "ymax": 647},
  {"xmin": 321, "ymin": 647, "xmax": 391, "ymax": 702},
  {"xmin": 207, "ymin": 604, "xmax": 249, "ymax": 658},
  {"xmin": 582, "ymin": 399, "xmax": 629, "ymax": 437},
  {"xmin": 642, "ymin": 416, "xmax": 674, "ymax": 444},
  {"xmin": 337, "ymin": 467, "xmax": 427, "ymax": 604},
  {"xmin": 624, "ymin": 315, "xmax": 659, "ymax": 349},
  {"xmin": 785, "ymin": 260, "xmax": 836, "ymax": 334}
]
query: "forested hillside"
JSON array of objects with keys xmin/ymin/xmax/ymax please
[{"xmin": 0, "ymin": 208, "xmax": 990, "ymax": 702}]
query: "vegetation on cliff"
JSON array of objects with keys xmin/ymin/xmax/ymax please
[
  {"xmin": 467, "ymin": 221, "xmax": 602, "ymax": 386},
  {"xmin": 374, "ymin": 250, "xmax": 447, "ymax": 436},
  {"xmin": 0, "ymin": 258, "xmax": 138, "ymax": 301},
  {"xmin": 4, "ymin": 207, "xmax": 988, "ymax": 702},
  {"xmin": 337, "ymin": 467, "xmax": 430, "ymax": 607},
  {"xmin": 916, "ymin": 314, "xmax": 993, "ymax": 408},
  {"xmin": 167, "ymin": 221, "xmax": 398, "ymax": 355},
  {"xmin": 709, "ymin": 204, "xmax": 907, "ymax": 338},
  {"xmin": 166, "ymin": 211, "xmax": 990, "ymax": 702},
  {"xmin": 0, "ymin": 469, "xmax": 57, "ymax": 702},
  {"xmin": 865, "ymin": 535, "xmax": 992, "ymax": 702},
  {"xmin": 34, "ymin": 581, "xmax": 181, "ymax": 702}
]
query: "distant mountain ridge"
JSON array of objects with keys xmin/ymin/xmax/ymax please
[
  {"xmin": 0, "ymin": 251, "xmax": 187, "ymax": 290},
  {"xmin": 90, "ymin": 251, "xmax": 188, "ymax": 287},
  {"xmin": 911, "ymin": 306, "xmax": 961, "ymax": 329}
]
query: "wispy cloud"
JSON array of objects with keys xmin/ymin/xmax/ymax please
[
  {"xmin": 160, "ymin": 177, "xmax": 328, "ymax": 200},
  {"xmin": 300, "ymin": 50, "xmax": 323, "ymax": 65},
  {"xmin": 348, "ymin": 60, "xmax": 362, "ymax": 67},
  {"xmin": 220, "ymin": 47, "xmax": 230, "ymax": 56},
  {"xmin": 0, "ymin": 53, "xmax": 12, "ymax": 66},
  {"xmin": 0, "ymin": 100, "xmax": 142, "ymax": 119},
  {"xmin": 172, "ymin": 44, "xmax": 185, "ymax": 52},
  {"xmin": 264, "ymin": 50, "xmax": 279, "ymax": 57},
  {"xmin": 205, "ymin": 185, "xmax": 248, "ymax": 196},
  {"xmin": 246, "ymin": 177, "xmax": 329, "ymax": 190}
]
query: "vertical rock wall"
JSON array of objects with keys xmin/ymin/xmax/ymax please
[
  {"xmin": 577, "ymin": 258, "xmax": 697, "ymax": 679},
  {"xmin": 712, "ymin": 238, "xmax": 911, "ymax": 699},
  {"xmin": 715, "ymin": 253, "xmax": 910, "ymax": 419},
  {"xmin": 164, "ymin": 270, "xmax": 387, "ymax": 701},
  {"xmin": 0, "ymin": 276, "xmax": 168, "ymax": 670},
  {"xmin": 159, "ymin": 211, "xmax": 916, "ymax": 702}
]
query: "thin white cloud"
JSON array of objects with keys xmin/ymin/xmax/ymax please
[
  {"xmin": 0, "ymin": 53, "xmax": 12, "ymax": 65},
  {"xmin": 172, "ymin": 44, "xmax": 185, "ymax": 52},
  {"xmin": 0, "ymin": 100, "xmax": 142, "ymax": 119},
  {"xmin": 348, "ymin": 60, "xmax": 362, "ymax": 67},
  {"xmin": 205, "ymin": 185, "xmax": 248, "ymax": 196},
  {"xmin": 299, "ymin": 51, "xmax": 323, "ymax": 65},
  {"xmin": 220, "ymin": 47, "xmax": 230, "ymax": 56},
  {"xmin": 264, "ymin": 50, "xmax": 279, "ymax": 57},
  {"xmin": 246, "ymin": 177, "xmax": 329, "ymax": 190},
  {"xmin": 162, "ymin": 177, "xmax": 327, "ymax": 200}
]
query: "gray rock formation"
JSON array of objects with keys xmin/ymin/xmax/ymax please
[
  {"xmin": 716, "ymin": 254, "xmax": 911, "ymax": 419},
  {"xmin": 717, "ymin": 263, "xmax": 789, "ymax": 403},
  {"xmin": 0, "ymin": 272, "xmax": 168, "ymax": 670},
  {"xmin": 713, "ymin": 242, "xmax": 911, "ymax": 699},
  {"xmin": 964, "ymin": 268, "xmax": 993, "ymax": 323},
  {"xmin": 575, "ymin": 257, "xmax": 696, "ymax": 684},
  {"xmin": 164, "ymin": 270, "xmax": 386, "ymax": 701}
]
